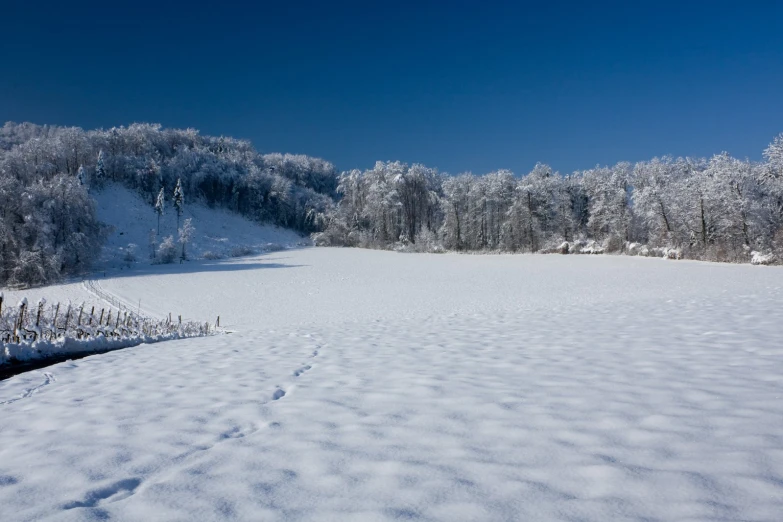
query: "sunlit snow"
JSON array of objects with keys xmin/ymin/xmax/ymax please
[{"xmin": 1, "ymin": 248, "xmax": 782, "ymax": 521}]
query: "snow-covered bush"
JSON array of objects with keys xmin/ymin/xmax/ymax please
[
  {"xmin": 311, "ymin": 232, "xmax": 332, "ymax": 247},
  {"xmin": 202, "ymin": 250, "xmax": 224, "ymax": 260},
  {"xmin": 626, "ymin": 242, "xmax": 643, "ymax": 255},
  {"xmin": 662, "ymin": 247, "xmax": 683, "ymax": 260},
  {"xmin": 156, "ymin": 236, "xmax": 178, "ymax": 264},
  {"xmin": 750, "ymin": 251, "xmax": 776, "ymax": 265},
  {"xmin": 539, "ymin": 241, "xmax": 571, "ymax": 254},
  {"xmin": 230, "ymin": 245, "xmax": 255, "ymax": 258},
  {"xmin": 123, "ymin": 243, "xmax": 137, "ymax": 264},
  {"xmin": 582, "ymin": 241, "xmax": 605, "ymax": 255},
  {"xmin": 411, "ymin": 228, "xmax": 444, "ymax": 253},
  {"xmin": 569, "ymin": 240, "xmax": 604, "ymax": 255}
]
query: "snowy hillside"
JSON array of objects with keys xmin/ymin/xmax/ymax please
[
  {"xmin": 1, "ymin": 250, "xmax": 782, "ymax": 521},
  {"xmin": 93, "ymin": 183, "xmax": 308, "ymax": 271}
]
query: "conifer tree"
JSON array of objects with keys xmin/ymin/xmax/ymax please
[
  {"xmin": 95, "ymin": 150, "xmax": 106, "ymax": 185},
  {"xmin": 173, "ymin": 178, "xmax": 184, "ymax": 230},
  {"xmin": 154, "ymin": 187, "xmax": 165, "ymax": 235}
]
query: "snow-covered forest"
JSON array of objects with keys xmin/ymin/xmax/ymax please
[
  {"xmin": 0, "ymin": 122, "xmax": 338, "ymax": 286},
  {"xmin": 2, "ymin": 121, "xmax": 782, "ymax": 288},
  {"xmin": 320, "ymin": 137, "xmax": 783, "ymax": 264}
]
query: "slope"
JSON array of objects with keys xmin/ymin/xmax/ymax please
[{"xmin": 93, "ymin": 183, "xmax": 308, "ymax": 271}]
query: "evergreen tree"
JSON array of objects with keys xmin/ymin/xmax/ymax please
[
  {"xmin": 154, "ymin": 187, "xmax": 165, "ymax": 235},
  {"xmin": 95, "ymin": 150, "xmax": 106, "ymax": 185},
  {"xmin": 173, "ymin": 178, "xmax": 184, "ymax": 230}
]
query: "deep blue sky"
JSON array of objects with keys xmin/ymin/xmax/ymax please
[{"xmin": 2, "ymin": 1, "xmax": 782, "ymax": 174}]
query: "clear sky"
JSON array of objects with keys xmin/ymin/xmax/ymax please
[{"xmin": 3, "ymin": 0, "xmax": 782, "ymax": 174}]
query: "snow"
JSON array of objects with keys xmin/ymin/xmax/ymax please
[
  {"xmin": 751, "ymin": 251, "xmax": 776, "ymax": 266},
  {"xmin": 1, "ymin": 249, "xmax": 783, "ymax": 521},
  {"xmin": 2, "ymin": 331, "xmax": 201, "ymax": 365},
  {"xmin": 93, "ymin": 183, "xmax": 307, "ymax": 269}
]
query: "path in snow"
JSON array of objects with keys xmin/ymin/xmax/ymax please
[{"xmin": 1, "ymin": 248, "xmax": 782, "ymax": 521}]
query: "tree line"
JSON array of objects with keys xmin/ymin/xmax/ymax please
[
  {"xmin": 318, "ymin": 136, "xmax": 783, "ymax": 264},
  {"xmin": 1, "ymin": 120, "xmax": 781, "ymax": 288}
]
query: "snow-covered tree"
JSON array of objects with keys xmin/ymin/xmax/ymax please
[
  {"xmin": 173, "ymin": 178, "xmax": 184, "ymax": 230},
  {"xmin": 95, "ymin": 150, "xmax": 106, "ymax": 186},
  {"xmin": 77, "ymin": 165, "xmax": 87, "ymax": 188},
  {"xmin": 154, "ymin": 187, "xmax": 165, "ymax": 234},
  {"xmin": 582, "ymin": 163, "xmax": 632, "ymax": 247},
  {"xmin": 178, "ymin": 218, "xmax": 195, "ymax": 262},
  {"xmin": 148, "ymin": 229, "xmax": 158, "ymax": 261},
  {"xmin": 762, "ymin": 134, "xmax": 783, "ymax": 251},
  {"xmin": 440, "ymin": 174, "xmax": 473, "ymax": 250},
  {"xmin": 1, "ymin": 118, "xmax": 782, "ymax": 277}
]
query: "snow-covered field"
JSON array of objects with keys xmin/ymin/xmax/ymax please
[{"xmin": 1, "ymin": 248, "xmax": 783, "ymax": 521}]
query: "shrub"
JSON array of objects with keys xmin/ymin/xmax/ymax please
[
  {"xmin": 751, "ymin": 251, "xmax": 776, "ymax": 265},
  {"xmin": 604, "ymin": 235, "xmax": 624, "ymax": 253},
  {"xmin": 156, "ymin": 236, "xmax": 177, "ymax": 264},
  {"xmin": 123, "ymin": 243, "xmax": 137, "ymax": 264},
  {"xmin": 230, "ymin": 245, "xmax": 255, "ymax": 258},
  {"xmin": 202, "ymin": 250, "xmax": 224, "ymax": 260}
]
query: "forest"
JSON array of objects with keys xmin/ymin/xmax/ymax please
[
  {"xmin": 1, "ymin": 121, "xmax": 782, "ymax": 287},
  {"xmin": 0, "ymin": 122, "xmax": 338, "ymax": 286},
  {"xmin": 320, "ymin": 137, "xmax": 783, "ymax": 264}
]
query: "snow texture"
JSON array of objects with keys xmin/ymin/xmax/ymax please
[{"xmin": 1, "ymin": 249, "xmax": 783, "ymax": 521}]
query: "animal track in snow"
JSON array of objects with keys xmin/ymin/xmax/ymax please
[
  {"xmin": 221, "ymin": 425, "xmax": 250, "ymax": 439},
  {"xmin": 268, "ymin": 339, "xmax": 325, "ymax": 402},
  {"xmin": 293, "ymin": 365, "xmax": 312, "ymax": 377},
  {"xmin": 63, "ymin": 478, "xmax": 141, "ymax": 509},
  {"xmin": 0, "ymin": 372, "xmax": 56, "ymax": 405}
]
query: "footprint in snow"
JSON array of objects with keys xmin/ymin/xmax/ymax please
[
  {"xmin": 63, "ymin": 478, "xmax": 141, "ymax": 509},
  {"xmin": 272, "ymin": 388, "xmax": 286, "ymax": 401},
  {"xmin": 293, "ymin": 365, "xmax": 311, "ymax": 377},
  {"xmin": 221, "ymin": 426, "xmax": 246, "ymax": 439}
]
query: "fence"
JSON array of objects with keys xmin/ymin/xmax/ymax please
[{"xmin": 0, "ymin": 293, "xmax": 215, "ymax": 365}]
